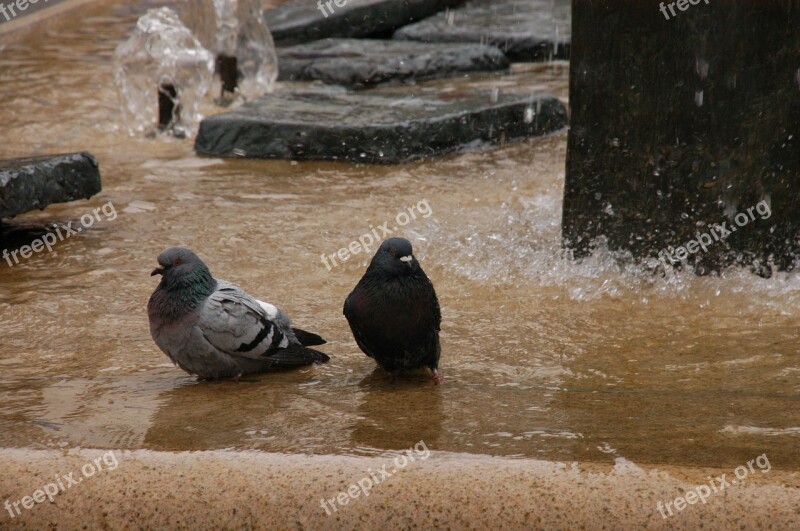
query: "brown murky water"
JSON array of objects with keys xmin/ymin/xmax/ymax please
[{"xmin": 0, "ymin": 0, "xmax": 798, "ymax": 471}]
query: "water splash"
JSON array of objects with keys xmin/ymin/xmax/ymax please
[
  {"xmin": 113, "ymin": 7, "xmax": 214, "ymax": 137},
  {"xmin": 176, "ymin": 0, "xmax": 279, "ymax": 98}
]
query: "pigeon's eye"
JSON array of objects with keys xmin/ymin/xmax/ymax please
[
  {"xmin": 388, "ymin": 248, "xmax": 396, "ymax": 257},
  {"xmin": 174, "ymin": 259, "xmax": 182, "ymax": 266}
]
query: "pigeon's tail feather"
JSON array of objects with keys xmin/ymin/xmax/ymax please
[
  {"xmin": 267, "ymin": 344, "xmax": 330, "ymax": 367},
  {"xmin": 306, "ymin": 347, "xmax": 331, "ymax": 364},
  {"xmin": 292, "ymin": 327, "xmax": 327, "ymax": 346}
]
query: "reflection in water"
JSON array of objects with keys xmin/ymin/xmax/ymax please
[
  {"xmin": 351, "ymin": 369, "xmax": 444, "ymax": 452},
  {"xmin": 0, "ymin": 0, "xmax": 798, "ymax": 472},
  {"xmin": 0, "ymin": 373, "xmax": 169, "ymax": 450},
  {"xmin": 143, "ymin": 368, "xmax": 340, "ymax": 453}
]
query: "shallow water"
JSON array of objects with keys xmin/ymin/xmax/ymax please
[{"xmin": 0, "ymin": 0, "xmax": 798, "ymax": 471}]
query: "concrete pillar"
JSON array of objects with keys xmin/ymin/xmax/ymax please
[{"xmin": 563, "ymin": 0, "xmax": 800, "ymax": 274}]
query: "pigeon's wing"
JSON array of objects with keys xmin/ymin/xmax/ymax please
[
  {"xmin": 199, "ymin": 284, "xmax": 288, "ymax": 357},
  {"xmin": 343, "ymin": 292, "xmax": 377, "ymax": 359},
  {"xmin": 255, "ymin": 299, "xmax": 288, "ymax": 325},
  {"xmin": 425, "ymin": 309, "xmax": 442, "ymax": 370},
  {"xmin": 425, "ymin": 276, "xmax": 442, "ymax": 368},
  {"xmin": 256, "ymin": 298, "xmax": 326, "ymax": 346},
  {"xmin": 199, "ymin": 282, "xmax": 327, "ymax": 367},
  {"xmin": 428, "ymin": 277, "xmax": 442, "ymax": 331}
]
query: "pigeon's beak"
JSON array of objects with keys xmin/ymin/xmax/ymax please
[
  {"xmin": 399, "ymin": 255, "xmax": 413, "ymax": 266},
  {"xmin": 151, "ymin": 265, "xmax": 165, "ymax": 276}
]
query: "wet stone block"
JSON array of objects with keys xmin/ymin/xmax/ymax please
[
  {"xmin": 194, "ymin": 86, "xmax": 567, "ymax": 163},
  {"xmin": 266, "ymin": 0, "xmax": 466, "ymax": 46},
  {"xmin": 277, "ymin": 39, "xmax": 509, "ymax": 88},
  {"xmin": 0, "ymin": 152, "xmax": 102, "ymax": 219},
  {"xmin": 394, "ymin": 0, "xmax": 571, "ymax": 62}
]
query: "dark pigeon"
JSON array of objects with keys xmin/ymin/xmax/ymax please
[
  {"xmin": 148, "ymin": 247, "xmax": 329, "ymax": 380},
  {"xmin": 344, "ymin": 237, "xmax": 442, "ymax": 384}
]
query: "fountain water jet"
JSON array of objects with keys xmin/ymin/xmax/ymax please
[
  {"xmin": 176, "ymin": 0, "xmax": 279, "ymax": 100},
  {"xmin": 113, "ymin": 7, "xmax": 214, "ymax": 137}
]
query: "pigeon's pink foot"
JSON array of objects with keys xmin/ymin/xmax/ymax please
[{"xmin": 431, "ymin": 369, "xmax": 444, "ymax": 385}]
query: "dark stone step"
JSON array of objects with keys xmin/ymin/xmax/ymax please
[
  {"xmin": 277, "ymin": 38, "xmax": 509, "ymax": 88},
  {"xmin": 0, "ymin": 152, "xmax": 102, "ymax": 219},
  {"xmin": 194, "ymin": 86, "xmax": 566, "ymax": 163},
  {"xmin": 266, "ymin": 0, "xmax": 466, "ymax": 46},
  {"xmin": 394, "ymin": 0, "xmax": 571, "ymax": 62}
]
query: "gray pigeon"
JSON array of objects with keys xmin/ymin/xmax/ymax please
[{"xmin": 148, "ymin": 247, "xmax": 329, "ymax": 380}]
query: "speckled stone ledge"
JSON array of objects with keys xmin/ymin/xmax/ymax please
[{"xmin": 1, "ymin": 449, "xmax": 798, "ymax": 529}]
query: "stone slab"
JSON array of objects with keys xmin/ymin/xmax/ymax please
[
  {"xmin": 0, "ymin": 152, "xmax": 102, "ymax": 219},
  {"xmin": 394, "ymin": 0, "xmax": 571, "ymax": 62},
  {"xmin": 277, "ymin": 38, "xmax": 509, "ymax": 88},
  {"xmin": 266, "ymin": 0, "xmax": 466, "ymax": 46},
  {"xmin": 194, "ymin": 86, "xmax": 567, "ymax": 163}
]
